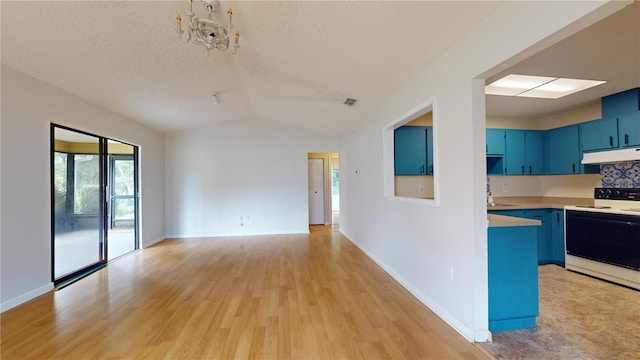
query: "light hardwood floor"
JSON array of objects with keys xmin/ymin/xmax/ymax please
[{"xmin": 1, "ymin": 226, "xmax": 492, "ymax": 359}]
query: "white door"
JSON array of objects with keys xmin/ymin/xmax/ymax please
[{"xmin": 308, "ymin": 158, "xmax": 325, "ymax": 225}]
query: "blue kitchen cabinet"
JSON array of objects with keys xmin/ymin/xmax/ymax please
[
  {"xmin": 505, "ymin": 130, "xmax": 526, "ymax": 175},
  {"xmin": 503, "ymin": 130, "xmax": 544, "ymax": 175},
  {"xmin": 618, "ymin": 112, "xmax": 640, "ymax": 147},
  {"xmin": 601, "ymin": 88, "xmax": 640, "ymax": 118},
  {"xmin": 486, "ymin": 129, "xmax": 505, "ymax": 175},
  {"xmin": 579, "ymin": 117, "xmax": 618, "ymax": 151},
  {"xmin": 545, "ymin": 124, "xmax": 581, "ymax": 175},
  {"xmin": 486, "ymin": 129, "xmax": 505, "ymax": 155},
  {"xmin": 426, "ymin": 126, "xmax": 434, "ymax": 175},
  {"xmin": 488, "ymin": 225, "xmax": 539, "ymax": 332},
  {"xmin": 394, "ymin": 126, "xmax": 427, "ymax": 175},
  {"xmin": 487, "ymin": 210, "xmax": 526, "ymax": 217},
  {"xmin": 488, "ymin": 209, "xmax": 553, "ymax": 265},
  {"xmin": 525, "ymin": 131, "xmax": 545, "ymax": 175},
  {"xmin": 526, "ymin": 210, "xmax": 552, "ymax": 264},
  {"xmin": 550, "ymin": 209, "xmax": 565, "ymax": 266}
]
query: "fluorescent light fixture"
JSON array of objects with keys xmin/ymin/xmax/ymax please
[
  {"xmin": 485, "ymin": 74, "xmax": 606, "ymax": 99},
  {"xmin": 485, "ymin": 75, "xmax": 556, "ymax": 96}
]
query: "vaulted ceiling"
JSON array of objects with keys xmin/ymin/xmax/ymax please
[{"xmin": 2, "ymin": 1, "xmax": 639, "ymax": 135}]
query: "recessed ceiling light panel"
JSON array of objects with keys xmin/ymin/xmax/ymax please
[
  {"xmin": 485, "ymin": 74, "xmax": 555, "ymax": 96},
  {"xmin": 485, "ymin": 74, "xmax": 606, "ymax": 99},
  {"xmin": 517, "ymin": 78, "xmax": 606, "ymax": 99}
]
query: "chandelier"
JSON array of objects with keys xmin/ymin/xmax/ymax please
[{"xmin": 175, "ymin": 0, "xmax": 239, "ymax": 53}]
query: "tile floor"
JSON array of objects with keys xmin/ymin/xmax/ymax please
[{"xmin": 481, "ymin": 264, "xmax": 640, "ymax": 360}]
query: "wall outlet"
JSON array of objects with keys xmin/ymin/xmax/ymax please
[
  {"xmin": 502, "ymin": 185, "xmax": 508, "ymax": 193},
  {"xmin": 418, "ymin": 185, "xmax": 424, "ymax": 193}
]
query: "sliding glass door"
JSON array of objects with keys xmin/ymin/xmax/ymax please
[
  {"xmin": 107, "ymin": 141, "xmax": 138, "ymax": 260},
  {"xmin": 51, "ymin": 125, "xmax": 138, "ymax": 284}
]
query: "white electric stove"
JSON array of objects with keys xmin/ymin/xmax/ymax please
[{"xmin": 564, "ymin": 188, "xmax": 640, "ymax": 290}]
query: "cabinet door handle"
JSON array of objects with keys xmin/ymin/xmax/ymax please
[
  {"xmin": 420, "ymin": 165, "xmax": 425, "ymax": 174},
  {"xmin": 486, "ymin": 144, "xmax": 488, "ymax": 153},
  {"xmin": 625, "ymin": 134, "xmax": 629, "ymax": 145},
  {"xmin": 610, "ymin": 136, "xmax": 614, "ymax": 147},
  {"xmin": 521, "ymin": 165, "xmax": 525, "ymax": 174},
  {"xmin": 557, "ymin": 213, "xmax": 560, "ymax": 222},
  {"xmin": 572, "ymin": 163, "xmax": 576, "ymax": 173},
  {"xmin": 429, "ymin": 165, "xmax": 433, "ymax": 174},
  {"xmin": 529, "ymin": 165, "xmax": 532, "ymax": 174}
]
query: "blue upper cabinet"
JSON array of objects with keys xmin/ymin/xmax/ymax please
[
  {"xmin": 394, "ymin": 125, "xmax": 428, "ymax": 175},
  {"xmin": 503, "ymin": 130, "xmax": 544, "ymax": 175},
  {"xmin": 618, "ymin": 112, "xmax": 640, "ymax": 147},
  {"xmin": 602, "ymin": 88, "xmax": 640, "ymax": 148},
  {"xmin": 486, "ymin": 129, "xmax": 505, "ymax": 156},
  {"xmin": 579, "ymin": 117, "xmax": 618, "ymax": 152},
  {"xmin": 505, "ymin": 130, "xmax": 525, "ymax": 175},
  {"xmin": 546, "ymin": 124, "xmax": 581, "ymax": 175},
  {"xmin": 525, "ymin": 131, "xmax": 545, "ymax": 175},
  {"xmin": 426, "ymin": 126, "xmax": 434, "ymax": 175},
  {"xmin": 601, "ymin": 88, "xmax": 640, "ymax": 118}
]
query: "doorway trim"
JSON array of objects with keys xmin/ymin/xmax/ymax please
[
  {"xmin": 50, "ymin": 124, "xmax": 140, "ymax": 286},
  {"xmin": 308, "ymin": 152, "xmax": 338, "ymax": 225}
]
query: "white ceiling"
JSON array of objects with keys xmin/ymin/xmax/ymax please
[{"xmin": 2, "ymin": 1, "xmax": 639, "ymax": 135}]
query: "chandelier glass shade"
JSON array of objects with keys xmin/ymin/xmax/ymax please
[{"xmin": 176, "ymin": 0, "xmax": 239, "ymax": 53}]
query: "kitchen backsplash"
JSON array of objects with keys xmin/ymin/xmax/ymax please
[{"xmin": 600, "ymin": 161, "xmax": 640, "ymax": 188}]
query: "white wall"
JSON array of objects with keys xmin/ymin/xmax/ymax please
[
  {"xmin": 0, "ymin": 66, "xmax": 166, "ymax": 311},
  {"xmin": 486, "ymin": 116, "xmax": 539, "ymax": 130},
  {"xmin": 339, "ymin": 1, "xmax": 625, "ymax": 342},
  {"xmin": 164, "ymin": 120, "xmax": 340, "ymax": 237},
  {"xmin": 537, "ymin": 102, "xmax": 601, "ymax": 130},
  {"xmin": 395, "ymin": 176, "xmax": 435, "ymax": 198}
]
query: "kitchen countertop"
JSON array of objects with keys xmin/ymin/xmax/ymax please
[
  {"xmin": 486, "ymin": 197, "xmax": 593, "ymax": 227},
  {"xmin": 488, "ymin": 214, "xmax": 541, "ymax": 227},
  {"xmin": 486, "ymin": 196, "xmax": 593, "ymax": 210}
]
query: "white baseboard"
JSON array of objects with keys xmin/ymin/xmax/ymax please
[
  {"xmin": 345, "ymin": 235, "xmax": 478, "ymax": 343},
  {"xmin": 142, "ymin": 235, "xmax": 167, "ymax": 248},
  {"xmin": 1, "ymin": 283, "xmax": 53, "ymax": 313},
  {"xmin": 165, "ymin": 230, "xmax": 309, "ymax": 238}
]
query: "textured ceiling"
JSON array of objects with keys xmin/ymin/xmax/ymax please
[
  {"xmin": 2, "ymin": 1, "xmax": 638, "ymax": 135},
  {"xmin": 1, "ymin": 1, "xmax": 500, "ymax": 135}
]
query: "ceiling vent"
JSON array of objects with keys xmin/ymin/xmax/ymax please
[{"xmin": 344, "ymin": 98, "xmax": 358, "ymax": 107}]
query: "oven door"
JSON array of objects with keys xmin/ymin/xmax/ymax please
[{"xmin": 565, "ymin": 210, "xmax": 640, "ymax": 271}]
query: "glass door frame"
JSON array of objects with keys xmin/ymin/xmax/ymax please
[
  {"xmin": 107, "ymin": 148, "xmax": 140, "ymax": 257},
  {"xmin": 50, "ymin": 124, "xmax": 139, "ymax": 285}
]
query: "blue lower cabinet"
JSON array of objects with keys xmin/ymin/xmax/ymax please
[
  {"xmin": 488, "ymin": 226, "xmax": 539, "ymax": 332},
  {"xmin": 488, "ymin": 209, "xmax": 556, "ymax": 265},
  {"xmin": 550, "ymin": 210, "xmax": 565, "ymax": 266},
  {"xmin": 526, "ymin": 210, "xmax": 552, "ymax": 265},
  {"xmin": 487, "ymin": 210, "xmax": 525, "ymax": 217}
]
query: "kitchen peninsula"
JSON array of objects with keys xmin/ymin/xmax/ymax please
[{"xmin": 487, "ymin": 213, "xmax": 541, "ymax": 332}]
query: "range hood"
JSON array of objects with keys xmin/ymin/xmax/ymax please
[{"xmin": 582, "ymin": 147, "xmax": 640, "ymax": 164}]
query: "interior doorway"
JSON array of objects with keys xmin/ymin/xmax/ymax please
[
  {"xmin": 308, "ymin": 158, "xmax": 325, "ymax": 225},
  {"xmin": 330, "ymin": 155, "xmax": 340, "ymax": 225},
  {"xmin": 307, "ymin": 153, "xmax": 339, "ymax": 227}
]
